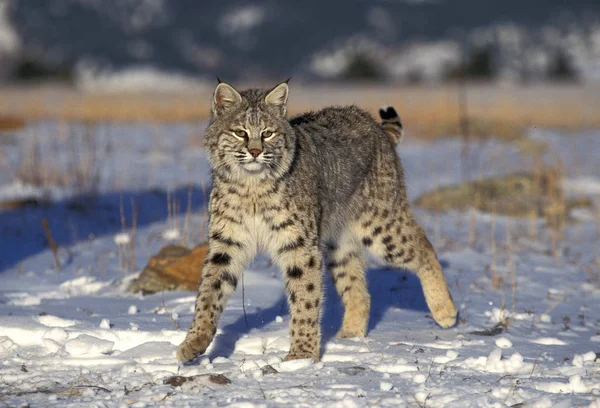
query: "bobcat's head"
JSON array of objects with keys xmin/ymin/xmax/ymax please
[{"xmin": 204, "ymin": 81, "xmax": 296, "ymax": 183}]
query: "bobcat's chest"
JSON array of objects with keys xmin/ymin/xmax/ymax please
[{"xmin": 222, "ymin": 182, "xmax": 292, "ymax": 253}]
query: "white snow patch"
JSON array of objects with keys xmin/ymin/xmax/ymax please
[
  {"xmin": 380, "ymin": 381, "xmax": 394, "ymax": 391},
  {"xmin": 495, "ymin": 337, "xmax": 513, "ymax": 348},
  {"xmin": 0, "ymin": 181, "xmax": 55, "ymax": 204},
  {"xmin": 276, "ymin": 358, "xmax": 314, "ymax": 372},
  {"xmin": 534, "ymin": 375, "xmax": 600, "ymax": 394},
  {"xmin": 372, "ymin": 362, "xmax": 417, "ymax": 374},
  {"xmin": 572, "ymin": 351, "xmax": 599, "ymax": 367},
  {"xmin": 43, "ymin": 327, "xmax": 68, "ymax": 342},
  {"xmin": 465, "ymin": 348, "xmax": 531, "ymax": 374},
  {"xmin": 563, "ymin": 176, "xmax": 600, "ymax": 195},
  {"xmin": 239, "ymin": 359, "xmax": 261, "ymax": 373},
  {"xmin": 114, "ymin": 232, "xmax": 131, "ymax": 246},
  {"xmin": 485, "ymin": 307, "xmax": 512, "ymax": 325},
  {"xmin": 76, "ymin": 65, "xmax": 209, "ymax": 93},
  {"xmin": 531, "ymin": 338, "xmax": 567, "ymax": 346},
  {"xmin": 59, "ymin": 276, "xmax": 111, "ymax": 295},
  {"xmin": 321, "ymin": 354, "xmax": 356, "ymax": 363},
  {"xmin": 99, "ymin": 318, "xmax": 111, "ymax": 329},
  {"xmin": 233, "ymin": 337, "xmax": 265, "ymax": 355},
  {"xmin": 0, "ymin": 336, "xmax": 17, "ymax": 352},
  {"xmin": 36, "ymin": 315, "xmax": 77, "ymax": 328},
  {"xmin": 162, "ymin": 228, "xmax": 180, "ymax": 241},
  {"xmin": 64, "ymin": 334, "xmax": 114, "ymax": 357},
  {"xmin": 413, "ymin": 374, "xmax": 427, "ymax": 384}
]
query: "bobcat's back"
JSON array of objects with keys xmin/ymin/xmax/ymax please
[{"xmin": 287, "ymin": 105, "xmax": 403, "ymax": 237}]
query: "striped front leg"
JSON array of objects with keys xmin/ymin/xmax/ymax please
[
  {"xmin": 272, "ymin": 232, "xmax": 323, "ymax": 362},
  {"xmin": 177, "ymin": 217, "xmax": 254, "ymax": 362}
]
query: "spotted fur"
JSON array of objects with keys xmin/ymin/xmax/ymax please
[{"xmin": 177, "ymin": 81, "xmax": 457, "ymax": 363}]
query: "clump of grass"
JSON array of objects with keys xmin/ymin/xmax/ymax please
[
  {"xmin": 116, "ymin": 197, "xmax": 138, "ymax": 274},
  {"xmin": 414, "ymin": 167, "xmax": 592, "ymax": 225},
  {"xmin": 15, "ymin": 122, "xmax": 110, "ymax": 195}
]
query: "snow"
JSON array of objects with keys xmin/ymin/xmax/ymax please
[
  {"xmin": 495, "ymin": 337, "xmax": 513, "ymax": 348},
  {"xmin": 1, "ymin": 121, "xmax": 600, "ymax": 406},
  {"xmin": 531, "ymin": 338, "xmax": 568, "ymax": 346},
  {"xmin": 64, "ymin": 334, "xmax": 114, "ymax": 357},
  {"xmin": 99, "ymin": 318, "xmax": 111, "ymax": 329},
  {"xmin": 75, "ymin": 65, "xmax": 211, "ymax": 93},
  {"xmin": 412, "ymin": 373, "xmax": 426, "ymax": 384},
  {"xmin": 379, "ymin": 381, "xmax": 394, "ymax": 391},
  {"xmin": 162, "ymin": 228, "xmax": 180, "ymax": 241},
  {"xmin": 113, "ymin": 233, "xmax": 131, "ymax": 246}
]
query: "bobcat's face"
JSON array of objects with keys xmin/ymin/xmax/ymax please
[{"xmin": 205, "ymin": 82, "xmax": 295, "ymax": 183}]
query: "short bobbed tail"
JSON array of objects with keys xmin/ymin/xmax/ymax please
[{"xmin": 379, "ymin": 106, "xmax": 403, "ymax": 145}]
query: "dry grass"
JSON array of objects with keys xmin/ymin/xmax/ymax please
[
  {"xmin": 116, "ymin": 197, "xmax": 138, "ymax": 274},
  {"xmin": 15, "ymin": 122, "xmax": 110, "ymax": 195},
  {"xmin": 0, "ymin": 83, "xmax": 598, "ymax": 140}
]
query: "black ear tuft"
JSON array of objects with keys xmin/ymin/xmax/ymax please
[
  {"xmin": 216, "ymin": 76, "xmax": 223, "ymax": 84},
  {"xmin": 284, "ymin": 77, "xmax": 292, "ymax": 84}
]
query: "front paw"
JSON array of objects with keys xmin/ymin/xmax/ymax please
[
  {"xmin": 336, "ymin": 318, "xmax": 368, "ymax": 339},
  {"xmin": 284, "ymin": 351, "xmax": 319, "ymax": 363},
  {"xmin": 430, "ymin": 299, "xmax": 458, "ymax": 329},
  {"xmin": 336, "ymin": 328, "xmax": 366, "ymax": 339},
  {"xmin": 177, "ymin": 333, "xmax": 212, "ymax": 362}
]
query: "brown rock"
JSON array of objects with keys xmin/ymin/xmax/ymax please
[
  {"xmin": 163, "ymin": 373, "xmax": 231, "ymax": 388},
  {"xmin": 163, "ymin": 375, "xmax": 191, "ymax": 387},
  {"xmin": 260, "ymin": 365, "xmax": 278, "ymax": 375},
  {"xmin": 127, "ymin": 243, "xmax": 208, "ymax": 294},
  {"xmin": 208, "ymin": 374, "xmax": 231, "ymax": 385}
]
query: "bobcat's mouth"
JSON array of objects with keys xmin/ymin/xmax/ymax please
[{"xmin": 242, "ymin": 161, "xmax": 264, "ymax": 173}]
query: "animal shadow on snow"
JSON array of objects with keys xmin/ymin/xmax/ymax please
[
  {"xmin": 207, "ymin": 263, "xmax": 445, "ymax": 360},
  {"xmin": 0, "ymin": 186, "xmax": 208, "ymax": 274}
]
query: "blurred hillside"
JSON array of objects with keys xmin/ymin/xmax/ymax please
[{"xmin": 1, "ymin": 0, "xmax": 600, "ymax": 90}]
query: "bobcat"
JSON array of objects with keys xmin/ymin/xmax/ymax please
[{"xmin": 177, "ymin": 81, "xmax": 457, "ymax": 363}]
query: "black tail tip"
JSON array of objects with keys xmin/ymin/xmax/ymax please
[{"xmin": 379, "ymin": 106, "xmax": 398, "ymax": 120}]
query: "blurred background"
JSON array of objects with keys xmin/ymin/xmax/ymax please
[
  {"xmin": 0, "ymin": 0, "xmax": 599, "ymax": 136},
  {"xmin": 2, "ymin": 0, "xmax": 600, "ymax": 85},
  {"xmin": 0, "ymin": 0, "xmax": 599, "ymax": 271}
]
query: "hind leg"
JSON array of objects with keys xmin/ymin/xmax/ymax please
[
  {"xmin": 354, "ymin": 208, "xmax": 457, "ymax": 328},
  {"xmin": 326, "ymin": 231, "xmax": 370, "ymax": 338}
]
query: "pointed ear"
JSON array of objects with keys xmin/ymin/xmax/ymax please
[
  {"xmin": 212, "ymin": 82, "xmax": 242, "ymax": 116},
  {"xmin": 264, "ymin": 82, "xmax": 289, "ymax": 115}
]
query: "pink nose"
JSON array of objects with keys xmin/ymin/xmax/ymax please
[{"xmin": 249, "ymin": 148, "xmax": 262, "ymax": 158}]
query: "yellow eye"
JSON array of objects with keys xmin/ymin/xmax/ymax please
[
  {"xmin": 233, "ymin": 129, "xmax": 247, "ymax": 139},
  {"xmin": 262, "ymin": 130, "xmax": 275, "ymax": 140}
]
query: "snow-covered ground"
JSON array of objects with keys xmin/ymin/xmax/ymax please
[{"xmin": 0, "ymin": 121, "xmax": 599, "ymax": 407}]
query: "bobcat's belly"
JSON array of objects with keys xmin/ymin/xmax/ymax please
[{"xmin": 242, "ymin": 214, "xmax": 297, "ymax": 256}]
